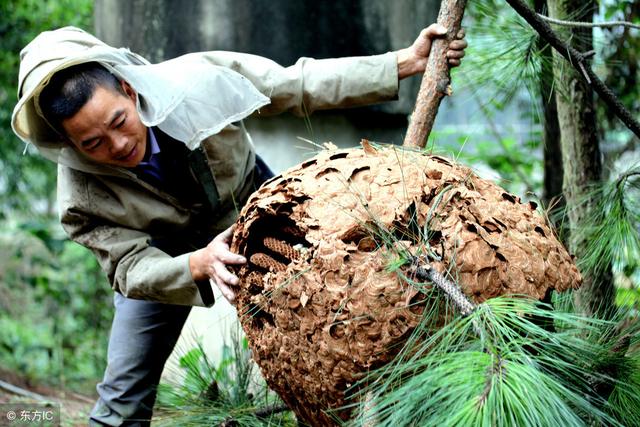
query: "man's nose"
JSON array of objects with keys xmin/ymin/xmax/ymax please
[{"xmin": 110, "ymin": 135, "xmax": 128, "ymax": 154}]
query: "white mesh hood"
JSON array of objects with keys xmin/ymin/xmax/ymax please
[{"xmin": 11, "ymin": 26, "xmax": 270, "ymax": 170}]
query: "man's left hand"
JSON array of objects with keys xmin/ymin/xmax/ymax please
[{"xmin": 190, "ymin": 225, "xmax": 245, "ymax": 302}]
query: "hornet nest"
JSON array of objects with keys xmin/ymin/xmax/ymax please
[{"xmin": 230, "ymin": 142, "xmax": 581, "ymax": 425}]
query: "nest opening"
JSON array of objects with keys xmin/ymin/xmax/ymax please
[
  {"xmin": 250, "ymin": 304, "xmax": 275, "ymax": 330},
  {"xmin": 243, "ymin": 216, "xmax": 310, "ymax": 276},
  {"xmin": 301, "ymin": 159, "xmax": 317, "ymax": 168},
  {"xmin": 329, "ymin": 152, "xmax": 349, "ymax": 161},
  {"xmin": 315, "ymin": 167, "xmax": 340, "ymax": 179},
  {"xmin": 534, "ymin": 226, "xmax": 546, "ymax": 237}
]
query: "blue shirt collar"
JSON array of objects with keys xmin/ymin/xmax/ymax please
[{"xmin": 138, "ymin": 127, "xmax": 161, "ymax": 166}]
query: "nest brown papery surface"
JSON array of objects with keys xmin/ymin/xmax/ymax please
[{"xmin": 230, "ymin": 142, "xmax": 581, "ymax": 425}]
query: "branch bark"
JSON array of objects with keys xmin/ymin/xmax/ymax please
[
  {"xmin": 505, "ymin": 0, "xmax": 640, "ymax": 139},
  {"xmin": 403, "ymin": 0, "xmax": 468, "ymax": 148},
  {"xmin": 409, "ymin": 257, "xmax": 476, "ymax": 316},
  {"xmin": 254, "ymin": 404, "xmax": 290, "ymax": 418},
  {"xmin": 534, "ymin": 0, "xmax": 563, "ymax": 209},
  {"xmin": 537, "ymin": 13, "xmax": 640, "ymax": 30}
]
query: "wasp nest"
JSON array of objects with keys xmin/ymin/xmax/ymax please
[{"xmin": 230, "ymin": 142, "xmax": 581, "ymax": 425}]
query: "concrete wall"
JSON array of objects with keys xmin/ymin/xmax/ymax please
[{"xmin": 95, "ymin": 0, "xmax": 439, "ymax": 115}]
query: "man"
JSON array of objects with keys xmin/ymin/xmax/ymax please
[{"xmin": 12, "ymin": 25, "xmax": 466, "ymax": 425}]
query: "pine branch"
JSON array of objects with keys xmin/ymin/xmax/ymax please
[
  {"xmin": 254, "ymin": 403, "xmax": 290, "ymax": 418},
  {"xmin": 352, "ymin": 296, "xmax": 633, "ymax": 426},
  {"xmin": 537, "ymin": 13, "xmax": 640, "ymax": 30},
  {"xmin": 409, "ymin": 256, "xmax": 476, "ymax": 316},
  {"xmin": 505, "ymin": 0, "xmax": 640, "ymax": 139}
]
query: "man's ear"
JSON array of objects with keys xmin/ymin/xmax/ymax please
[{"xmin": 120, "ymin": 80, "xmax": 137, "ymax": 102}]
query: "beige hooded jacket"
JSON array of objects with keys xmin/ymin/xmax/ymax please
[{"xmin": 12, "ymin": 27, "xmax": 399, "ymax": 306}]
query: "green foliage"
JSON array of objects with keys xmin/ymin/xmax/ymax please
[
  {"xmin": 571, "ymin": 167, "xmax": 640, "ymax": 287},
  {"xmin": 606, "ymin": 349, "xmax": 640, "ymax": 426},
  {"xmin": 424, "ymin": 129, "xmax": 542, "ymax": 197},
  {"xmin": 347, "ymin": 294, "xmax": 640, "ymax": 427},
  {"xmin": 616, "ymin": 287, "xmax": 640, "ymax": 307},
  {"xmin": 463, "ymin": 1, "xmax": 550, "ymax": 117},
  {"xmin": 460, "ymin": 0, "xmax": 640, "ymax": 197},
  {"xmin": 155, "ymin": 328, "xmax": 294, "ymax": 426},
  {"xmin": 0, "ymin": 0, "xmax": 93, "ymax": 214},
  {"xmin": 333, "ymin": 152, "xmax": 640, "ymax": 426},
  {"xmin": 0, "ymin": 0, "xmax": 105, "ymax": 394},
  {"xmin": 433, "ymin": 1, "xmax": 548, "ymax": 197},
  {"xmin": 0, "ymin": 218, "xmax": 112, "ymax": 392},
  {"xmin": 0, "ymin": 316, "xmax": 58, "ymax": 380},
  {"xmin": 460, "ymin": 135, "xmax": 542, "ymax": 196},
  {"xmin": 598, "ymin": 1, "xmax": 640, "ymax": 138}
]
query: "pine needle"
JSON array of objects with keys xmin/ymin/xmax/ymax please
[
  {"xmin": 346, "ymin": 295, "xmax": 638, "ymax": 427},
  {"xmin": 154, "ymin": 327, "xmax": 292, "ymax": 426},
  {"xmin": 570, "ymin": 167, "xmax": 640, "ymax": 281}
]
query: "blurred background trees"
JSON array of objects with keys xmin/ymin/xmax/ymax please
[{"xmin": 0, "ymin": 0, "xmax": 111, "ymax": 394}]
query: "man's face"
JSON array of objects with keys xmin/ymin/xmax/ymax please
[{"xmin": 62, "ymin": 81, "xmax": 147, "ymax": 168}]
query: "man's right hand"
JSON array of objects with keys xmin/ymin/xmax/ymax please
[
  {"xmin": 189, "ymin": 225, "xmax": 246, "ymax": 302},
  {"xmin": 396, "ymin": 23, "xmax": 467, "ymax": 80}
]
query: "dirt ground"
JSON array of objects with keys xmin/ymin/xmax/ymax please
[{"xmin": 0, "ymin": 369, "xmax": 94, "ymax": 426}]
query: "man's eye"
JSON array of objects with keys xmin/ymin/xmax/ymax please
[
  {"xmin": 87, "ymin": 140, "xmax": 102, "ymax": 151},
  {"xmin": 115, "ymin": 118, "xmax": 126, "ymax": 128}
]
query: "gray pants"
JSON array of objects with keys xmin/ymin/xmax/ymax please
[{"xmin": 89, "ymin": 293, "xmax": 191, "ymax": 426}]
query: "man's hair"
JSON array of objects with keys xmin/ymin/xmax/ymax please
[{"xmin": 38, "ymin": 62, "xmax": 125, "ymax": 134}]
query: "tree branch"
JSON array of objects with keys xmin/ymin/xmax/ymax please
[
  {"xmin": 407, "ymin": 256, "xmax": 484, "ymax": 339},
  {"xmin": 403, "ymin": 0, "xmax": 468, "ymax": 148},
  {"xmin": 0, "ymin": 379, "xmax": 51, "ymax": 402},
  {"xmin": 254, "ymin": 404, "xmax": 290, "ymax": 418},
  {"xmin": 505, "ymin": 0, "xmax": 640, "ymax": 139},
  {"xmin": 409, "ymin": 256, "xmax": 476, "ymax": 316},
  {"xmin": 537, "ymin": 13, "xmax": 640, "ymax": 30}
]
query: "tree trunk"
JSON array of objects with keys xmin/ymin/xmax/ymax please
[
  {"xmin": 547, "ymin": 0, "xmax": 614, "ymax": 317},
  {"xmin": 534, "ymin": 0, "xmax": 563, "ymax": 209}
]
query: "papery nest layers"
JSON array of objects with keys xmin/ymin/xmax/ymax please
[{"xmin": 230, "ymin": 141, "xmax": 581, "ymax": 425}]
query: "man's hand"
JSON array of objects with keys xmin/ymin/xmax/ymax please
[
  {"xmin": 189, "ymin": 225, "xmax": 246, "ymax": 302},
  {"xmin": 397, "ymin": 23, "xmax": 467, "ymax": 80}
]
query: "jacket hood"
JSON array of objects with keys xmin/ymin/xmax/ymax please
[{"xmin": 11, "ymin": 26, "xmax": 270, "ymax": 173}]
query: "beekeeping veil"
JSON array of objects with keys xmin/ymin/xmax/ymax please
[{"xmin": 11, "ymin": 26, "xmax": 270, "ymax": 167}]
